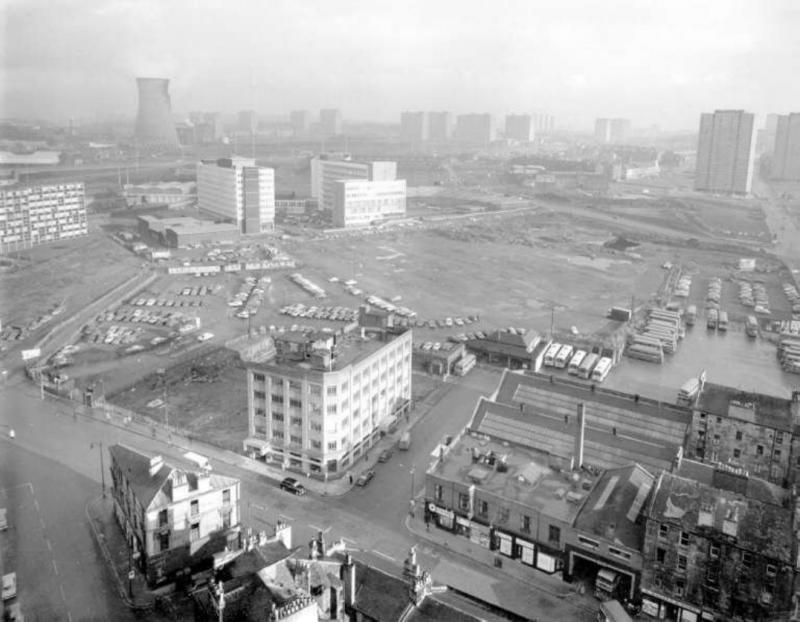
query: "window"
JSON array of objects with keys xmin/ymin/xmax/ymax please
[
  {"xmin": 478, "ymin": 500, "xmax": 489, "ymax": 517},
  {"xmin": 327, "ymin": 404, "xmax": 337, "ymax": 415},
  {"xmin": 310, "ymin": 422, "xmax": 322, "ymax": 432},
  {"xmin": 742, "ymin": 552, "xmax": 753, "ymax": 569},
  {"xmin": 272, "ymin": 413, "xmax": 284, "ymax": 422},
  {"xmin": 609, "ymin": 547, "xmax": 632, "ymax": 561},
  {"xmin": 521, "ymin": 514, "xmax": 531, "ymax": 534},
  {"xmin": 757, "ymin": 445, "xmax": 764, "ymax": 456},
  {"xmin": 290, "ymin": 435, "xmax": 302, "ymax": 445},
  {"xmin": 159, "ymin": 532, "xmax": 170, "ymax": 552},
  {"xmin": 190, "ymin": 522, "xmax": 200, "ymax": 542},
  {"xmin": 497, "ymin": 507, "xmax": 510, "ymax": 524},
  {"xmin": 434, "ymin": 484, "xmax": 443, "ymax": 502},
  {"xmin": 680, "ymin": 531, "xmax": 690, "ymax": 546},
  {"xmin": 222, "ymin": 489, "xmax": 230, "ymax": 506},
  {"xmin": 656, "ymin": 548, "xmax": 666, "ymax": 563},
  {"xmin": 548, "ymin": 525, "xmax": 561, "ymax": 544},
  {"xmin": 776, "ymin": 432, "xmax": 784, "ymax": 445},
  {"xmin": 766, "ymin": 564, "xmax": 777, "ymax": 578},
  {"xmin": 312, "ymin": 441, "xmax": 321, "ymax": 449},
  {"xmin": 254, "ymin": 390, "xmax": 266, "ymax": 400},
  {"xmin": 774, "ymin": 449, "xmax": 782, "ymax": 459},
  {"xmin": 735, "ymin": 430, "xmax": 743, "ymax": 441},
  {"xmin": 222, "ymin": 510, "xmax": 231, "ymax": 529},
  {"xmin": 678, "ymin": 555, "xmax": 688, "ymax": 571},
  {"xmin": 289, "ymin": 398, "xmax": 302, "ymax": 409},
  {"xmin": 675, "ymin": 578, "xmax": 685, "ymax": 597},
  {"xmin": 326, "ymin": 386, "xmax": 337, "ymax": 396},
  {"xmin": 458, "ymin": 493, "xmax": 470, "ymax": 511},
  {"xmin": 253, "ymin": 373, "xmax": 265, "ymax": 382},
  {"xmin": 288, "ymin": 380, "xmax": 301, "ymax": 391},
  {"xmin": 271, "ymin": 393, "xmax": 283, "ymax": 404},
  {"xmin": 733, "ymin": 448, "xmax": 741, "ymax": 459},
  {"xmin": 578, "ymin": 536, "xmax": 599, "ymax": 548},
  {"xmin": 273, "ymin": 430, "xmax": 284, "ymax": 439},
  {"xmin": 190, "ymin": 500, "xmax": 199, "ymax": 517},
  {"xmin": 291, "ymin": 417, "xmax": 302, "ymax": 426},
  {"xmin": 709, "ymin": 543, "xmax": 720, "ymax": 559},
  {"xmin": 158, "ymin": 509, "xmax": 168, "ymax": 527},
  {"xmin": 659, "ymin": 524, "xmax": 669, "ymax": 539},
  {"xmin": 327, "ymin": 441, "xmax": 337, "ymax": 450}
]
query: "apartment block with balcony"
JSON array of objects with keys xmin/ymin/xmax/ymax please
[
  {"xmin": 243, "ymin": 308, "xmax": 412, "ymax": 476},
  {"xmin": 694, "ymin": 110, "xmax": 755, "ymax": 194},
  {"xmin": 0, "ymin": 182, "xmax": 87, "ymax": 252},
  {"xmin": 108, "ymin": 444, "xmax": 241, "ymax": 586}
]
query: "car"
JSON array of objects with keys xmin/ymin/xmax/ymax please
[
  {"xmin": 2, "ymin": 572, "xmax": 17, "ymax": 601},
  {"xmin": 280, "ymin": 477, "xmax": 306, "ymax": 495},
  {"xmin": 378, "ymin": 449, "xmax": 393, "ymax": 463},
  {"xmin": 356, "ymin": 469, "xmax": 375, "ymax": 486},
  {"xmin": 0, "ymin": 508, "xmax": 7, "ymax": 530}
]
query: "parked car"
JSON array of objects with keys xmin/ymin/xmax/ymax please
[
  {"xmin": 2, "ymin": 572, "xmax": 17, "ymax": 601},
  {"xmin": 378, "ymin": 449, "xmax": 393, "ymax": 463},
  {"xmin": 280, "ymin": 477, "xmax": 306, "ymax": 496},
  {"xmin": 356, "ymin": 470, "xmax": 375, "ymax": 486}
]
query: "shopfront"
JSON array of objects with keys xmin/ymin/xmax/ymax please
[
  {"xmin": 514, "ymin": 538, "xmax": 536, "ymax": 566},
  {"xmin": 455, "ymin": 515, "xmax": 471, "ymax": 537},
  {"xmin": 469, "ymin": 521, "xmax": 491, "ymax": 549},
  {"xmin": 493, "ymin": 531, "xmax": 514, "ymax": 557},
  {"xmin": 640, "ymin": 588, "xmax": 704, "ymax": 622},
  {"xmin": 428, "ymin": 503, "xmax": 454, "ymax": 530},
  {"xmin": 535, "ymin": 546, "xmax": 563, "ymax": 574}
]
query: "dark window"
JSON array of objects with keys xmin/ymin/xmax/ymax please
[
  {"xmin": 757, "ymin": 445, "xmax": 764, "ymax": 456},
  {"xmin": 657, "ymin": 547, "xmax": 666, "ymax": 563},
  {"xmin": 458, "ymin": 493, "xmax": 469, "ymax": 511},
  {"xmin": 190, "ymin": 522, "xmax": 200, "ymax": 542},
  {"xmin": 776, "ymin": 432, "xmax": 784, "ymax": 445},
  {"xmin": 253, "ymin": 373, "xmax": 265, "ymax": 382},
  {"xmin": 774, "ymin": 449, "xmax": 782, "ymax": 459},
  {"xmin": 735, "ymin": 430, "xmax": 743, "ymax": 441},
  {"xmin": 478, "ymin": 500, "xmax": 489, "ymax": 517},
  {"xmin": 222, "ymin": 489, "xmax": 231, "ymax": 505},
  {"xmin": 678, "ymin": 555, "xmax": 688, "ymax": 571},
  {"xmin": 675, "ymin": 578, "xmax": 686, "ymax": 597},
  {"xmin": 659, "ymin": 524, "xmax": 668, "ymax": 539},
  {"xmin": 271, "ymin": 393, "xmax": 283, "ymax": 403},
  {"xmin": 521, "ymin": 514, "xmax": 531, "ymax": 534},
  {"xmin": 159, "ymin": 532, "xmax": 170, "ymax": 552},
  {"xmin": 434, "ymin": 484, "xmax": 443, "ymax": 502},
  {"xmin": 273, "ymin": 413, "xmax": 284, "ymax": 422},
  {"xmin": 733, "ymin": 448, "xmax": 741, "ymax": 459},
  {"xmin": 190, "ymin": 499, "xmax": 199, "ymax": 517},
  {"xmin": 709, "ymin": 543, "xmax": 720, "ymax": 559},
  {"xmin": 680, "ymin": 531, "xmax": 690, "ymax": 546},
  {"xmin": 254, "ymin": 390, "xmax": 266, "ymax": 399},
  {"xmin": 289, "ymin": 398, "xmax": 302, "ymax": 408},
  {"xmin": 548, "ymin": 525, "xmax": 561, "ymax": 544},
  {"xmin": 158, "ymin": 509, "xmax": 168, "ymax": 527}
]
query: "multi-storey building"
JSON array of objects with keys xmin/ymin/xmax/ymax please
[
  {"xmin": 400, "ymin": 111, "xmax": 428, "ymax": 143},
  {"xmin": 310, "ymin": 156, "xmax": 397, "ymax": 213},
  {"xmin": 0, "ymin": 182, "xmax": 87, "ymax": 252},
  {"xmin": 595, "ymin": 118, "xmax": 631, "ymax": 143},
  {"xmin": 694, "ymin": 110, "xmax": 755, "ymax": 194},
  {"xmin": 237, "ymin": 110, "xmax": 257, "ymax": 134},
  {"xmin": 196, "ymin": 157, "xmax": 275, "ymax": 234},
  {"xmin": 454, "ymin": 113, "xmax": 496, "ymax": 145},
  {"xmin": 320, "ymin": 109, "xmax": 343, "ymax": 136},
  {"xmin": 243, "ymin": 309, "xmax": 412, "ymax": 476},
  {"xmin": 683, "ymin": 383, "xmax": 800, "ymax": 487},
  {"xmin": 640, "ymin": 466, "xmax": 795, "ymax": 621},
  {"xmin": 505, "ymin": 114, "xmax": 534, "ymax": 142},
  {"xmin": 189, "ymin": 112, "xmax": 224, "ymax": 144},
  {"xmin": 108, "ymin": 444, "xmax": 241, "ymax": 585},
  {"xmin": 290, "ymin": 110, "xmax": 311, "ymax": 136},
  {"xmin": 772, "ymin": 113, "xmax": 800, "ymax": 181},
  {"xmin": 534, "ymin": 114, "xmax": 555, "ymax": 134},
  {"xmin": 332, "ymin": 179, "xmax": 406, "ymax": 228},
  {"xmin": 427, "ymin": 111, "xmax": 453, "ymax": 142}
]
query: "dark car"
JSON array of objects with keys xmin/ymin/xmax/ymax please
[
  {"xmin": 280, "ymin": 477, "xmax": 306, "ymax": 495},
  {"xmin": 356, "ymin": 470, "xmax": 375, "ymax": 486},
  {"xmin": 378, "ymin": 449, "xmax": 393, "ymax": 463}
]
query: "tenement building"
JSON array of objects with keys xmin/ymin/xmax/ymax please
[{"xmin": 243, "ymin": 307, "xmax": 412, "ymax": 475}]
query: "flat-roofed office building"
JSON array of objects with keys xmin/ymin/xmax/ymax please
[
  {"xmin": 694, "ymin": 110, "xmax": 755, "ymax": 194},
  {"xmin": 332, "ymin": 179, "xmax": 406, "ymax": 228}
]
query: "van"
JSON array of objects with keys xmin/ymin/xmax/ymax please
[
  {"xmin": 183, "ymin": 452, "xmax": 212, "ymax": 471},
  {"xmin": 398, "ymin": 432, "xmax": 411, "ymax": 450}
]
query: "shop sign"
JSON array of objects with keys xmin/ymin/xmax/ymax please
[
  {"xmin": 428, "ymin": 504, "xmax": 454, "ymax": 520},
  {"xmin": 641, "ymin": 599, "xmax": 660, "ymax": 617},
  {"xmin": 537, "ymin": 551, "xmax": 557, "ymax": 573},
  {"xmin": 517, "ymin": 539, "xmax": 535, "ymax": 565},
  {"xmin": 497, "ymin": 532, "xmax": 513, "ymax": 556},
  {"xmin": 456, "ymin": 516, "xmax": 470, "ymax": 527}
]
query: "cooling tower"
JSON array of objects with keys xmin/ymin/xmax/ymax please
[{"xmin": 135, "ymin": 77, "xmax": 179, "ymax": 148}]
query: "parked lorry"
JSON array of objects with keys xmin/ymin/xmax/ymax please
[{"xmin": 398, "ymin": 432, "xmax": 411, "ymax": 450}]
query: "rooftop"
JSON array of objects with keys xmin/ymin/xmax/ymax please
[
  {"xmin": 647, "ymin": 471, "xmax": 794, "ymax": 563},
  {"xmin": 573, "ymin": 464, "xmax": 655, "ymax": 550},
  {"xmin": 430, "ymin": 432, "xmax": 600, "ymax": 524},
  {"xmin": 694, "ymin": 382, "xmax": 799, "ymax": 431},
  {"xmin": 675, "ymin": 458, "xmax": 789, "ymax": 507},
  {"xmin": 139, "ymin": 214, "xmax": 239, "ymax": 236}
]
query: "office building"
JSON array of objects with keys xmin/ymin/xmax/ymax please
[
  {"xmin": 505, "ymin": 114, "xmax": 534, "ymax": 142},
  {"xmin": 310, "ymin": 156, "xmax": 397, "ymax": 213},
  {"xmin": 290, "ymin": 110, "xmax": 311, "ymax": 136},
  {"xmin": 772, "ymin": 113, "xmax": 800, "ymax": 180},
  {"xmin": 534, "ymin": 114, "xmax": 555, "ymax": 134},
  {"xmin": 694, "ymin": 110, "xmax": 755, "ymax": 194},
  {"xmin": 243, "ymin": 309, "xmax": 412, "ymax": 475},
  {"xmin": 0, "ymin": 182, "xmax": 87, "ymax": 252},
  {"xmin": 332, "ymin": 179, "xmax": 406, "ymax": 228},
  {"xmin": 595, "ymin": 118, "xmax": 631, "ymax": 143},
  {"xmin": 400, "ymin": 111, "xmax": 428, "ymax": 142},
  {"xmin": 134, "ymin": 77, "xmax": 179, "ymax": 148},
  {"xmin": 427, "ymin": 111, "xmax": 454, "ymax": 142},
  {"xmin": 123, "ymin": 181, "xmax": 196, "ymax": 209},
  {"xmin": 197, "ymin": 157, "xmax": 275, "ymax": 234},
  {"xmin": 320, "ymin": 109, "xmax": 343, "ymax": 136},
  {"xmin": 237, "ymin": 110, "xmax": 258, "ymax": 134},
  {"xmin": 454, "ymin": 113, "xmax": 496, "ymax": 144},
  {"xmin": 189, "ymin": 112, "xmax": 224, "ymax": 145},
  {"xmin": 108, "ymin": 444, "xmax": 241, "ymax": 586}
]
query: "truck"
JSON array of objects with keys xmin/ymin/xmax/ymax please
[
  {"xmin": 685, "ymin": 304, "xmax": 697, "ymax": 326},
  {"xmin": 595, "ymin": 568, "xmax": 621, "ymax": 601},
  {"xmin": 607, "ymin": 307, "xmax": 632, "ymax": 322},
  {"xmin": 745, "ymin": 315, "xmax": 758, "ymax": 338},
  {"xmin": 398, "ymin": 432, "xmax": 411, "ymax": 450}
]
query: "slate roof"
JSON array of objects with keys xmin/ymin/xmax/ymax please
[
  {"xmin": 694, "ymin": 382, "xmax": 796, "ymax": 431},
  {"xmin": 109, "ymin": 444, "xmax": 173, "ymax": 510},
  {"xmin": 351, "ymin": 560, "xmax": 411, "ymax": 622}
]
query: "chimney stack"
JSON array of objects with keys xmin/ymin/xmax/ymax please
[
  {"xmin": 342, "ymin": 554, "xmax": 356, "ymax": 607},
  {"xmin": 574, "ymin": 403, "xmax": 585, "ymax": 470}
]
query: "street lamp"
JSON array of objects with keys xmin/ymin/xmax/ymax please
[
  {"xmin": 409, "ymin": 466, "xmax": 416, "ymax": 518},
  {"xmin": 90, "ymin": 441, "xmax": 106, "ymax": 498}
]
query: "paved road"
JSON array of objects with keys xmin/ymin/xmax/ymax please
[{"xmin": 0, "ymin": 440, "xmax": 135, "ymax": 622}]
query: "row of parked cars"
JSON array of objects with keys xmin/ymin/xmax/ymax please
[
  {"xmin": 413, "ymin": 315, "xmax": 481, "ymax": 329},
  {"xmin": 131, "ymin": 296, "xmax": 203, "ymax": 309},
  {"xmin": 280, "ymin": 303, "xmax": 358, "ymax": 322}
]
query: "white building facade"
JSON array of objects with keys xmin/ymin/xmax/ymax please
[
  {"xmin": 245, "ymin": 327, "xmax": 413, "ymax": 476},
  {"xmin": 332, "ymin": 179, "xmax": 407, "ymax": 228},
  {"xmin": 310, "ymin": 157, "xmax": 397, "ymax": 213},
  {"xmin": 0, "ymin": 182, "xmax": 87, "ymax": 252},
  {"xmin": 197, "ymin": 157, "xmax": 275, "ymax": 234},
  {"xmin": 695, "ymin": 110, "xmax": 755, "ymax": 194}
]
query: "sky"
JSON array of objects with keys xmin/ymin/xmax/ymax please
[{"xmin": 1, "ymin": 0, "xmax": 799, "ymax": 131}]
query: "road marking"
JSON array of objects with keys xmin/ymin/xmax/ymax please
[
  {"xmin": 53, "ymin": 559, "xmax": 59, "ymax": 575},
  {"xmin": 60, "ymin": 583, "xmax": 67, "ymax": 602},
  {"xmin": 46, "ymin": 538, "xmax": 53, "ymax": 552},
  {"xmin": 67, "ymin": 612, "xmax": 73, "ymax": 622},
  {"xmin": 372, "ymin": 550, "xmax": 398, "ymax": 563},
  {"xmin": 34, "ymin": 498, "xmax": 41, "ymax": 512}
]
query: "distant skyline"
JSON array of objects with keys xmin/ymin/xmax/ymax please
[{"xmin": 2, "ymin": 0, "xmax": 799, "ymax": 131}]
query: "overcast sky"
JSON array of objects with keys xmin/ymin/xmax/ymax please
[{"xmin": 1, "ymin": 0, "xmax": 798, "ymax": 130}]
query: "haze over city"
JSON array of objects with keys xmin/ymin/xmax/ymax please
[{"xmin": 3, "ymin": 0, "xmax": 800, "ymax": 130}]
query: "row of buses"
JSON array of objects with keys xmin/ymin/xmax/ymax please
[{"xmin": 543, "ymin": 343, "xmax": 613, "ymax": 382}]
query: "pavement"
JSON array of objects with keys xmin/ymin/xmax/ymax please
[{"xmin": 404, "ymin": 512, "xmax": 600, "ymax": 622}]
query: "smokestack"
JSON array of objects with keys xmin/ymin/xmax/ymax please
[
  {"xmin": 574, "ymin": 403, "xmax": 585, "ymax": 470},
  {"xmin": 135, "ymin": 77, "xmax": 179, "ymax": 149}
]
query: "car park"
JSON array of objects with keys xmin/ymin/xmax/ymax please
[{"xmin": 280, "ymin": 477, "xmax": 306, "ymax": 495}]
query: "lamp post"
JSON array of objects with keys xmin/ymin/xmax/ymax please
[
  {"xmin": 90, "ymin": 441, "xmax": 106, "ymax": 498},
  {"xmin": 409, "ymin": 466, "xmax": 416, "ymax": 518}
]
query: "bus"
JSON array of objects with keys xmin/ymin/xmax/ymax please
[
  {"xmin": 591, "ymin": 357, "xmax": 613, "ymax": 382},
  {"xmin": 707, "ymin": 308, "xmax": 718, "ymax": 330},
  {"xmin": 745, "ymin": 315, "xmax": 758, "ymax": 338},
  {"xmin": 544, "ymin": 343, "xmax": 562, "ymax": 367},
  {"xmin": 685, "ymin": 304, "xmax": 697, "ymax": 326},
  {"xmin": 554, "ymin": 345, "xmax": 574, "ymax": 369},
  {"xmin": 717, "ymin": 311, "xmax": 728, "ymax": 332},
  {"xmin": 568, "ymin": 350, "xmax": 587, "ymax": 375},
  {"xmin": 578, "ymin": 353, "xmax": 600, "ymax": 379},
  {"xmin": 677, "ymin": 377, "xmax": 701, "ymax": 405}
]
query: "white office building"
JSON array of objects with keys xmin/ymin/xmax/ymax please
[
  {"xmin": 197, "ymin": 157, "xmax": 275, "ymax": 234},
  {"xmin": 0, "ymin": 182, "xmax": 87, "ymax": 252},
  {"xmin": 310, "ymin": 156, "xmax": 397, "ymax": 213},
  {"xmin": 244, "ymin": 312, "xmax": 413, "ymax": 475},
  {"xmin": 332, "ymin": 180, "xmax": 406, "ymax": 228},
  {"xmin": 695, "ymin": 110, "xmax": 755, "ymax": 194}
]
